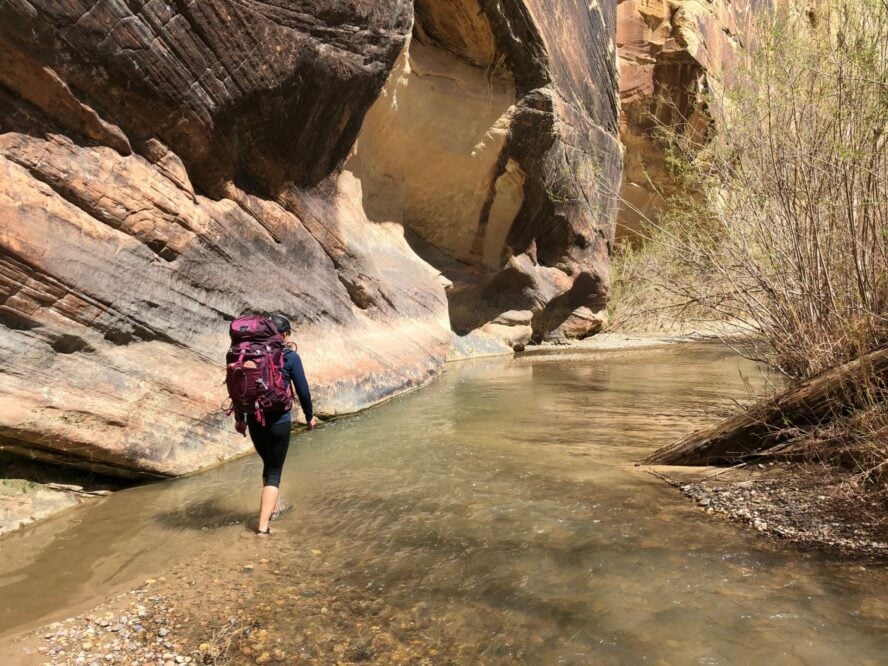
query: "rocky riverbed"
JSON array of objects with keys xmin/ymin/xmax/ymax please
[
  {"xmin": 9, "ymin": 463, "xmax": 886, "ymax": 666},
  {"xmin": 3, "ymin": 528, "xmax": 472, "ymax": 665},
  {"xmin": 4, "ymin": 347, "xmax": 888, "ymax": 664},
  {"xmin": 672, "ymin": 464, "xmax": 888, "ymax": 558}
]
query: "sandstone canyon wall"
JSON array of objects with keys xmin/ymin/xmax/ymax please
[
  {"xmin": 0, "ymin": 1, "xmax": 621, "ymax": 477},
  {"xmin": 616, "ymin": 0, "xmax": 763, "ymax": 237}
]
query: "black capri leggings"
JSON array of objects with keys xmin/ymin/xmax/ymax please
[{"xmin": 247, "ymin": 420, "xmax": 292, "ymax": 488}]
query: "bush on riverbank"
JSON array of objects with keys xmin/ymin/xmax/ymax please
[{"xmin": 612, "ymin": 0, "xmax": 888, "ymax": 485}]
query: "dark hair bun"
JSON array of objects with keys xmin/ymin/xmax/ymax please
[{"xmin": 270, "ymin": 314, "xmax": 291, "ymax": 334}]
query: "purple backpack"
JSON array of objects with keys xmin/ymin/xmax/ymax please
[{"xmin": 225, "ymin": 315, "xmax": 292, "ymax": 425}]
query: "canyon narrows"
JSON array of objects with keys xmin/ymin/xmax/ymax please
[{"xmin": 0, "ymin": 0, "xmax": 621, "ymax": 476}]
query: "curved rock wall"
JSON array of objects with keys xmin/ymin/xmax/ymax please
[
  {"xmin": 0, "ymin": 0, "xmax": 620, "ymax": 476},
  {"xmin": 348, "ymin": 38, "xmax": 517, "ymax": 265},
  {"xmin": 353, "ymin": 0, "xmax": 622, "ymax": 348}
]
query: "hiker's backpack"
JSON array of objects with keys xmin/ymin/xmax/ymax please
[{"xmin": 225, "ymin": 315, "xmax": 292, "ymax": 425}]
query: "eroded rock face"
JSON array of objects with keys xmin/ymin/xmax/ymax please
[
  {"xmin": 352, "ymin": 0, "xmax": 621, "ymax": 345},
  {"xmin": 616, "ymin": 0, "xmax": 761, "ymax": 237},
  {"xmin": 1, "ymin": 0, "xmax": 620, "ymax": 476}
]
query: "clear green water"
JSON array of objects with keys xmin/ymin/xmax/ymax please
[{"xmin": 1, "ymin": 345, "xmax": 886, "ymax": 663}]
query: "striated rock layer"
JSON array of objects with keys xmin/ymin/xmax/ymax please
[{"xmin": 0, "ymin": 0, "xmax": 620, "ymax": 477}]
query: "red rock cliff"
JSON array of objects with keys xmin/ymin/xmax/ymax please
[
  {"xmin": 616, "ymin": 0, "xmax": 763, "ymax": 237},
  {"xmin": 0, "ymin": 1, "xmax": 621, "ymax": 476}
]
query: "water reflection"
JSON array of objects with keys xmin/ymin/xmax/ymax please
[{"xmin": 1, "ymin": 345, "xmax": 886, "ymax": 663}]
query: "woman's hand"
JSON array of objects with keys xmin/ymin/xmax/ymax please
[
  {"xmin": 307, "ymin": 417, "xmax": 318, "ymax": 430},
  {"xmin": 235, "ymin": 419, "xmax": 247, "ymax": 437}
]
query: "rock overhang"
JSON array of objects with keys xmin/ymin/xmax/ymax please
[{"xmin": 0, "ymin": 0, "xmax": 621, "ymax": 476}]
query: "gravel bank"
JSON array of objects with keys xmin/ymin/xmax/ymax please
[{"xmin": 673, "ymin": 464, "xmax": 888, "ymax": 558}]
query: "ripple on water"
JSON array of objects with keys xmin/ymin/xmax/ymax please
[{"xmin": 1, "ymin": 345, "xmax": 887, "ymax": 664}]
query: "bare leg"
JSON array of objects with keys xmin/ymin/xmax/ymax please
[{"xmin": 257, "ymin": 485, "xmax": 280, "ymax": 533}]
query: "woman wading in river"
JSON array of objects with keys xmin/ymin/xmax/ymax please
[{"xmin": 232, "ymin": 314, "xmax": 316, "ymax": 535}]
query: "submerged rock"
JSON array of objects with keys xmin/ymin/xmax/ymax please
[
  {"xmin": 0, "ymin": 1, "xmax": 620, "ymax": 476},
  {"xmin": 0, "ymin": 471, "xmax": 110, "ymax": 536}
]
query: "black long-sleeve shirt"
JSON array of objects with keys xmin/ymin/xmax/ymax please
[
  {"xmin": 281, "ymin": 349, "xmax": 313, "ymax": 423},
  {"xmin": 243, "ymin": 349, "xmax": 313, "ymax": 426}
]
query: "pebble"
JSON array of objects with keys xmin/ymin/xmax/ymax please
[
  {"xmin": 20, "ymin": 525, "xmax": 628, "ymax": 665},
  {"xmin": 680, "ymin": 470, "xmax": 887, "ymax": 556}
]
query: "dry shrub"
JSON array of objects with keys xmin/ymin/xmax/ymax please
[
  {"xmin": 616, "ymin": 0, "xmax": 888, "ymax": 374},
  {"xmin": 613, "ymin": 0, "xmax": 888, "ymax": 481},
  {"xmin": 797, "ymin": 387, "xmax": 888, "ymax": 486},
  {"xmin": 199, "ymin": 621, "xmax": 250, "ymax": 665},
  {"xmin": 699, "ymin": 0, "xmax": 888, "ymax": 378},
  {"xmin": 609, "ymin": 197, "xmax": 734, "ymax": 334}
]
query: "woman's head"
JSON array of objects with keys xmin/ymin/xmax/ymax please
[{"xmin": 270, "ymin": 314, "xmax": 291, "ymax": 337}]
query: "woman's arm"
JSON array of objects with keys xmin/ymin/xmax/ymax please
[
  {"xmin": 234, "ymin": 411, "xmax": 247, "ymax": 436},
  {"xmin": 286, "ymin": 351, "xmax": 314, "ymax": 423}
]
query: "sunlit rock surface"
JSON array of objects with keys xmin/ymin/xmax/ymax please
[
  {"xmin": 616, "ymin": 0, "xmax": 761, "ymax": 237},
  {"xmin": 0, "ymin": 0, "xmax": 620, "ymax": 476}
]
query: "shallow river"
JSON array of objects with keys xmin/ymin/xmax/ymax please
[{"xmin": 1, "ymin": 345, "xmax": 887, "ymax": 663}]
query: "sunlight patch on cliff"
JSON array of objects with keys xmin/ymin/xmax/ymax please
[{"xmin": 347, "ymin": 34, "xmax": 518, "ymax": 267}]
